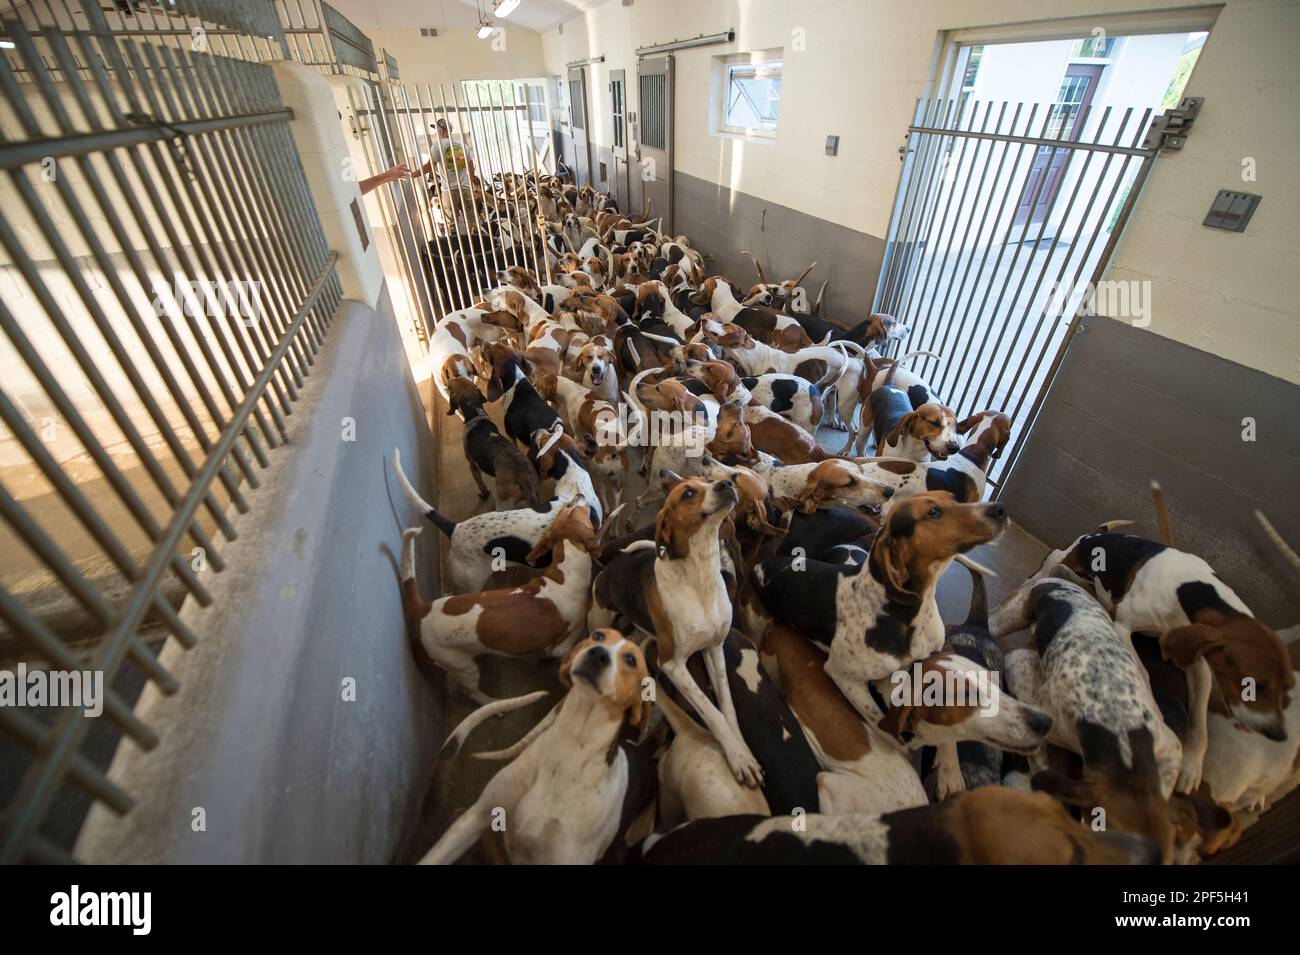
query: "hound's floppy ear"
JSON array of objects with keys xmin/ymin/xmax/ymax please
[
  {"xmin": 659, "ymin": 468, "xmax": 686, "ymax": 494},
  {"xmin": 557, "ymin": 640, "xmax": 582, "ymax": 689},
  {"xmin": 1031, "ymin": 770, "xmax": 1096, "ymax": 808},
  {"xmin": 1047, "ymin": 562, "xmax": 1089, "ymax": 587},
  {"xmin": 883, "ymin": 412, "xmax": 917, "ymax": 448},
  {"xmin": 955, "ymin": 413, "xmax": 982, "ymax": 435},
  {"xmin": 877, "ymin": 703, "xmax": 922, "ymax": 744},
  {"xmin": 1160, "ymin": 624, "xmax": 1225, "ymax": 670},
  {"xmin": 877, "ymin": 531, "xmax": 919, "ymax": 605},
  {"xmin": 525, "ymin": 529, "xmax": 554, "ymax": 566}
]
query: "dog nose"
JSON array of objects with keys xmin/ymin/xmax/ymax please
[
  {"xmin": 1027, "ymin": 709, "xmax": 1053, "ymax": 738},
  {"xmin": 946, "ymin": 442, "xmax": 961, "ymax": 454},
  {"xmin": 882, "ymin": 485, "xmax": 895, "ymax": 499},
  {"xmin": 583, "ymin": 645, "xmax": 610, "ymax": 670},
  {"xmin": 985, "ymin": 504, "xmax": 1007, "ymax": 520}
]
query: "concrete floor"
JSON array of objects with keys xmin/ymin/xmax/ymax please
[{"xmin": 418, "ymin": 388, "xmax": 1049, "ymax": 859}]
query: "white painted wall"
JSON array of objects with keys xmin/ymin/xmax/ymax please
[
  {"xmin": 364, "ymin": 26, "xmax": 546, "ymax": 85},
  {"xmin": 539, "ymin": 0, "xmax": 1300, "ymax": 385}
]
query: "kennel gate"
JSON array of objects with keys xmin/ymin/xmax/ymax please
[
  {"xmin": 872, "ymin": 95, "xmax": 1200, "ymax": 490},
  {"xmin": 347, "ymin": 77, "xmax": 554, "ymax": 332},
  {"xmin": 0, "ymin": 0, "xmax": 342, "ymax": 862}
]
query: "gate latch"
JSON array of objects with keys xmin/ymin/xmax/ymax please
[{"xmin": 1142, "ymin": 96, "xmax": 1203, "ymax": 151}]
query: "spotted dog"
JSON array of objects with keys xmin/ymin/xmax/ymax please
[
  {"xmin": 999, "ymin": 578, "xmax": 1184, "ymax": 860},
  {"xmin": 640, "ymin": 787, "xmax": 1161, "ymax": 864},
  {"xmin": 992, "ymin": 531, "xmax": 1292, "ymax": 794},
  {"xmin": 391, "ymin": 431, "xmax": 601, "ymax": 593},
  {"xmin": 755, "ymin": 492, "xmax": 1008, "ymax": 726}
]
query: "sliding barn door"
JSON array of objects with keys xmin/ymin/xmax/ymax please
[
  {"xmin": 636, "ymin": 55, "xmax": 674, "ymax": 231},
  {"xmin": 565, "ymin": 66, "xmax": 594, "ymax": 187}
]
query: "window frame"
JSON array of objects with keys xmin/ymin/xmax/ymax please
[{"xmin": 712, "ymin": 51, "xmax": 784, "ymax": 142}]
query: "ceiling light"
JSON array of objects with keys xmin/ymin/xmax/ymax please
[
  {"xmin": 477, "ymin": 19, "xmax": 494, "ymax": 39},
  {"xmin": 495, "ymin": 0, "xmax": 520, "ymax": 17}
]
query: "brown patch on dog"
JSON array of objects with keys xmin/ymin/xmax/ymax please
[
  {"xmin": 954, "ymin": 411, "xmax": 1013, "ymax": 468},
  {"xmin": 764, "ymin": 625, "xmax": 872, "ymax": 761},
  {"xmin": 746, "ymin": 408, "xmax": 828, "ymax": 464},
  {"xmin": 870, "ymin": 492, "xmax": 1006, "ymax": 604},
  {"xmin": 884, "ymin": 403, "xmax": 958, "ymax": 454},
  {"xmin": 938, "ymin": 788, "xmax": 1159, "ymax": 864},
  {"xmin": 1161, "ymin": 615, "xmax": 1294, "ymax": 740},
  {"xmin": 694, "ymin": 360, "xmax": 742, "ymax": 401},
  {"xmin": 708, "ymin": 400, "xmax": 753, "ymax": 460},
  {"xmin": 876, "ymin": 651, "xmax": 982, "ymax": 741}
]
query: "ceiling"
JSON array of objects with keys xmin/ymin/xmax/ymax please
[{"xmin": 327, "ymin": 0, "xmax": 607, "ymax": 34}]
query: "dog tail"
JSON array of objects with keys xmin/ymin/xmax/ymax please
[
  {"xmin": 440, "ymin": 690, "xmax": 551, "ymax": 761},
  {"xmin": 1150, "ymin": 479, "xmax": 1173, "ymax": 546},
  {"xmin": 964, "ymin": 562, "xmax": 989, "ymax": 629},
  {"xmin": 653, "ymin": 683, "xmax": 708, "ymax": 742},
  {"xmin": 1256, "ymin": 510, "xmax": 1300, "ymax": 573},
  {"xmin": 881, "ymin": 349, "xmax": 941, "ymax": 390},
  {"xmin": 392, "ymin": 448, "xmax": 456, "ymax": 539},
  {"xmin": 401, "ymin": 527, "xmax": 421, "ymax": 583}
]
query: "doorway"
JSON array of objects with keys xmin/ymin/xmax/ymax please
[{"xmin": 873, "ymin": 23, "xmax": 1211, "ymax": 492}]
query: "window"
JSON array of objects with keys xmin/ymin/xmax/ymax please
[
  {"xmin": 1069, "ymin": 35, "xmax": 1118, "ymax": 59},
  {"xmin": 722, "ymin": 60, "xmax": 782, "ymax": 136}
]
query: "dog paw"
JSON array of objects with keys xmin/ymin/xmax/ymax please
[
  {"xmin": 726, "ymin": 745, "xmax": 765, "ymax": 789},
  {"xmin": 1175, "ymin": 756, "xmax": 1204, "ymax": 795}
]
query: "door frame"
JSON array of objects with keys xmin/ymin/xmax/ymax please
[
  {"xmin": 608, "ymin": 68, "xmax": 631, "ymax": 213},
  {"xmin": 566, "ymin": 66, "xmax": 594, "ymax": 187},
  {"xmin": 636, "ymin": 55, "xmax": 674, "ymax": 231}
]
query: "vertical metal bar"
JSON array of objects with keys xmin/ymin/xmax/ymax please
[
  {"xmin": 497, "ymin": 81, "xmax": 537, "ymax": 280},
  {"xmin": 354, "ymin": 83, "xmax": 439, "ymax": 338},
  {"xmin": 938, "ymin": 103, "xmax": 1050, "ymax": 403},
  {"xmin": 949, "ymin": 104, "xmax": 1089, "ymax": 414},
  {"xmin": 890, "ymin": 99, "xmax": 960, "ymax": 324},
  {"xmin": 390, "ymin": 85, "xmax": 453, "ymax": 324},
  {"xmin": 466, "ymin": 82, "xmax": 507, "ymax": 284},
  {"xmin": 522, "ymin": 83, "xmax": 552, "ymax": 285},
  {"xmin": 982, "ymin": 107, "xmax": 1120, "ymax": 416},
  {"xmin": 876, "ymin": 98, "xmax": 939, "ymax": 317},
  {"xmin": 923, "ymin": 102, "xmax": 1021, "ymax": 376},
  {"xmin": 75, "ymin": 17, "xmax": 273, "ymax": 468},
  {"xmin": 445, "ymin": 81, "xmax": 493, "ymax": 301},
  {"xmin": 900, "ymin": 100, "xmax": 990, "ymax": 355},
  {"xmin": 424, "ymin": 83, "xmax": 472, "ymax": 311}
]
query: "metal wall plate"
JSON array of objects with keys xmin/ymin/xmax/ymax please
[
  {"xmin": 1204, "ymin": 190, "xmax": 1261, "ymax": 232},
  {"xmin": 825, "ymin": 134, "xmax": 839, "ymax": 156}
]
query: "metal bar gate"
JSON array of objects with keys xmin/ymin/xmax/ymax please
[
  {"xmin": 347, "ymin": 78, "xmax": 554, "ymax": 338},
  {"xmin": 0, "ymin": 0, "xmax": 341, "ymax": 862},
  {"xmin": 872, "ymin": 96, "xmax": 1163, "ymax": 491}
]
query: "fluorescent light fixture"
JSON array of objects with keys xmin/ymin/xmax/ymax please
[
  {"xmin": 495, "ymin": 0, "xmax": 520, "ymax": 17},
  {"xmin": 477, "ymin": 20, "xmax": 494, "ymax": 39},
  {"xmin": 0, "ymin": 39, "xmax": 14, "ymax": 49}
]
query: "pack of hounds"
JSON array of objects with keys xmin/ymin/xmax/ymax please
[{"xmin": 389, "ymin": 177, "xmax": 1299, "ymax": 866}]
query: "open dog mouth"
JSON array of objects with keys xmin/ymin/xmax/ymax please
[
  {"xmin": 857, "ymin": 503, "xmax": 882, "ymax": 516},
  {"xmin": 590, "ymin": 366, "xmax": 605, "ymax": 385},
  {"xmin": 924, "ymin": 439, "xmax": 950, "ymax": 460}
]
